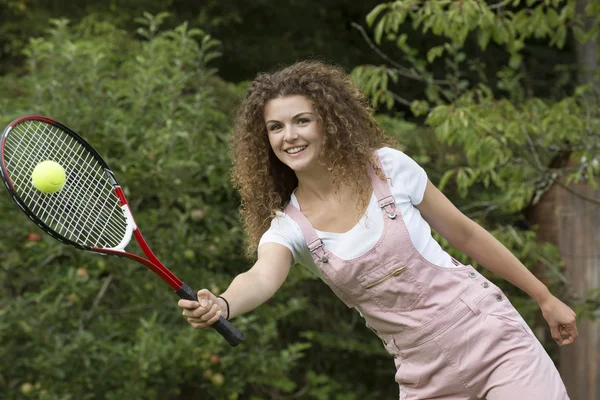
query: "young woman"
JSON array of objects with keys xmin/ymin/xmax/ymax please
[{"xmin": 178, "ymin": 61, "xmax": 578, "ymax": 399}]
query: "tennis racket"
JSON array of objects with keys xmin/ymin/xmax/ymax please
[{"xmin": 0, "ymin": 115, "xmax": 244, "ymax": 347}]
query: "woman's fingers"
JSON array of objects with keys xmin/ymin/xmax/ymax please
[
  {"xmin": 558, "ymin": 323, "xmax": 578, "ymax": 345},
  {"xmin": 550, "ymin": 321, "xmax": 578, "ymax": 346},
  {"xmin": 185, "ymin": 303, "xmax": 222, "ymax": 329},
  {"xmin": 178, "ymin": 299, "xmax": 200, "ymax": 309},
  {"xmin": 182, "ymin": 299, "xmax": 212, "ymax": 317},
  {"xmin": 177, "ymin": 289, "xmax": 222, "ymax": 329}
]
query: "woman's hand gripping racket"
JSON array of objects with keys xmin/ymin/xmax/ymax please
[{"xmin": 0, "ymin": 115, "xmax": 244, "ymax": 347}]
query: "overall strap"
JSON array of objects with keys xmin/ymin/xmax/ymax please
[
  {"xmin": 284, "ymin": 202, "xmax": 358, "ymax": 308},
  {"xmin": 284, "ymin": 203, "xmax": 329, "ymax": 263},
  {"xmin": 367, "ymin": 152, "xmax": 397, "ymax": 219}
]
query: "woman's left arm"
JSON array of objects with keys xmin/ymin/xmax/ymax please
[{"xmin": 416, "ymin": 180, "xmax": 578, "ymax": 345}]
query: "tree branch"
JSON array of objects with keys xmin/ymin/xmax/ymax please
[
  {"xmin": 522, "ymin": 126, "xmax": 545, "ymax": 170},
  {"xmin": 388, "ymin": 90, "xmax": 415, "ymax": 107},
  {"xmin": 488, "ymin": 1, "xmax": 508, "ymax": 10},
  {"xmin": 351, "ymin": 22, "xmax": 450, "ymax": 85},
  {"xmin": 80, "ymin": 274, "xmax": 114, "ymax": 331},
  {"xmin": 517, "ymin": 146, "xmax": 600, "ymax": 208}
]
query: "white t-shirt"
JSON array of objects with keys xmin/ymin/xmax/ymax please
[{"xmin": 258, "ymin": 147, "xmax": 458, "ymax": 278}]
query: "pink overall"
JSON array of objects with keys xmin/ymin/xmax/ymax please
[{"xmin": 284, "ymin": 156, "xmax": 569, "ymax": 399}]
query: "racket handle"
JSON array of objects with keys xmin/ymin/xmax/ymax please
[
  {"xmin": 212, "ymin": 317, "xmax": 244, "ymax": 347},
  {"xmin": 176, "ymin": 282, "xmax": 244, "ymax": 347}
]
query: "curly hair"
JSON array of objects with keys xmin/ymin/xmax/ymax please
[{"xmin": 230, "ymin": 60, "xmax": 395, "ymax": 256}]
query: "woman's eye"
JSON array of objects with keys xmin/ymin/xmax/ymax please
[
  {"xmin": 268, "ymin": 124, "xmax": 281, "ymax": 131},
  {"xmin": 297, "ymin": 118, "xmax": 310, "ymax": 124}
]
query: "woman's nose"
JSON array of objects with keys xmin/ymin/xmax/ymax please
[{"xmin": 283, "ymin": 126, "xmax": 298, "ymax": 141}]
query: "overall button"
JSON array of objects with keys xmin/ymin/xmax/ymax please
[
  {"xmin": 496, "ymin": 294, "xmax": 503, "ymax": 302},
  {"xmin": 321, "ymin": 255, "xmax": 328, "ymax": 263},
  {"xmin": 482, "ymin": 282, "xmax": 489, "ymax": 288},
  {"xmin": 468, "ymin": 272, "xmax": 476, "ymax": 278}
]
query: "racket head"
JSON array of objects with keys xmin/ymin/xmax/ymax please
[{"xmin": 0, "ymin": 115, "xmax": 133, "ymax": 252}]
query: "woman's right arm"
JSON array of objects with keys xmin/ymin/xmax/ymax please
[{"xmin": 178, "ymin": 242, "xmax": 293, "ymax": 329}]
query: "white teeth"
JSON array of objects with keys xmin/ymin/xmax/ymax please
[{"xmin": 286, "ymin": 146, "xmax": 307, "ymax": 154}]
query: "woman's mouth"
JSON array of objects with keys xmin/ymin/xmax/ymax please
[{"xmin": 285, "ymin": 146, "xmax": 307, "ymax": 155}]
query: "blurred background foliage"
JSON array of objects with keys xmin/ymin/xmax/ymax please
[{"xmin": 0, "ymin": 1, "xmax": 599, "ymax": 399}]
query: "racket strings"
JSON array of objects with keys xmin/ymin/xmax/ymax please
[
  {"xmin": 17, "ymin": 127, "xmax": 112, "ymax": 231},
  {"xmin": 8, "ymin": 121, "xmax": 127, "ymax": 247},
  {"xmin": 4, "ymin": 120, "xmax": 129, "ymax": 248}
]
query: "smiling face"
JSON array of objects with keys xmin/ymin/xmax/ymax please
[{"xmin": 264, "ymin": 95, "xmax": 326, "ymax": 176}]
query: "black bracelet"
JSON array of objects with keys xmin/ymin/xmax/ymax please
[{"xmin": 217, "ymin": 296, "xmax": 230, "ymax": 320}]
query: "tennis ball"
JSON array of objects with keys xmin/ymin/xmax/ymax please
[{"xmin": 31, "ymin": 160, "xmax": 66, "ymax": 193}]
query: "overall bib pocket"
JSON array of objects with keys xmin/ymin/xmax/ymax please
[{"xmin": 357, "ymin": 257, "xmax": 425, "ymax": 312}]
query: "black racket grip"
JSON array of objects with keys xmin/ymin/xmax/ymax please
[{"xmin": 176, "ymin": 282, "xmax": 244, "ymax": 347}]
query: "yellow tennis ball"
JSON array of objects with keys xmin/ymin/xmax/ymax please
[{"xmin": 31, "ymin": 160, "xmax": 66, "ymax": 193}]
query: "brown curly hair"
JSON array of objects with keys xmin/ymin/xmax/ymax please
[{"xmin": 230, "ymin": 60, "xmax": 395, "ymax": 256}]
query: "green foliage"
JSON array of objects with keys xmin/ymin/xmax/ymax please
[
  {"xmin": 0, "ymin": 15, "xmax": 281, "ymax": 400},
  {"xmin": 1, "ymin": 13, "xmax": 231, "ymax": 400},
  {"xmin": 428, "ymin": 87, "xmax": 599, "ymax": 204}
]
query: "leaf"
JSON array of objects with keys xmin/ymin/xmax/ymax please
[
  {"xmin": 366, "ymin": 3, "xmax": 389, "ymax": 27},
  {"xmin": 508, "ymin": 53, "xmax": 522, "ymax": 69},
  {"xmin": 426, "ymin": 45, "xmax": 445, "ymax": 63},
  {"xmin": 410, "ymin": 100, "xmax": 430, "ymax": 117},
  {"xmin": 477, "ymin": 28, "xmax": 492, "ymax": 50},
  {"xmin": 374, "ymin": 17, "xmax": 385, "ymax": 44},
  {"xmin": 438, "ymin": 169, "xmax": 456, "ymax": 191},
  {"xmin": 546, "ymin": 7, "xmax": 559, "ymax": 27},
  {"xmin": 553, "ymin": 25, "xmax": 567, "ymax": 48}
]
